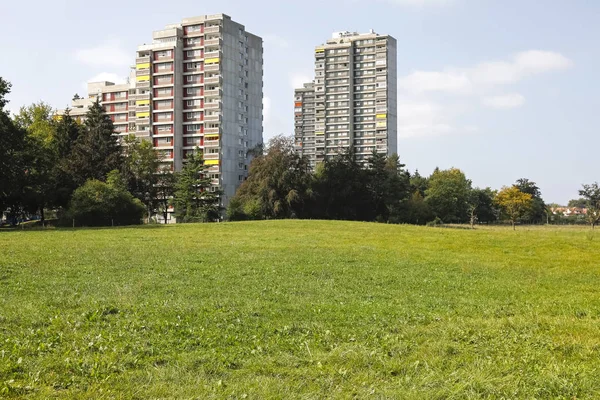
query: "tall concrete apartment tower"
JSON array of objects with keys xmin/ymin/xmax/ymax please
[
  {"xmin": 135, "ymin": 14, "xmax": 264, "ymax": 206},
  {"xmin": 294, "ymin": 31, "xmax": 397, "ymax": 169},
  {"xmin": 60, "ymin": 14, "xmax": 263, "ymax": 212}
]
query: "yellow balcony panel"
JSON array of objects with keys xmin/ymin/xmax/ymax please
[
  {"xmin": 315, "ymin": 131, "xmax": 324, "ymax": 136},
  {"xmin": 205, "ymin": 57, "xmax": 220, "ymax": 64},
  {"xmin": 376, "ymin": 114, "xmax": 387, "ymax": 119},
  {"xmin": 136, "ymin": 100, "xmax": 150, "ymax": 106},
  {"xmin": 205, "ymin": 135, "xmax": 220, "ymax": 140},
  {"xmin": 136, "ymin": 75, "xmax": 150, "ymax": 82},
  {"xmin": 137, "ymin": 112, "xmax": 150, "ymax": 118},
  {"xmin": 136, "ymin": 63, "xmax": 150, "ymax": 70},
  {"xmin": 204, "ymin": 159, "xmax": 220, "ymax": 166},
  {"xmin": 315, "ymin": 47, "xmax": 325, "ymax": 53}
]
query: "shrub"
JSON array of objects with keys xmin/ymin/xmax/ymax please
[{"xmin": 65, "ymin": 171, "xmax": 145, "ymax": 227}]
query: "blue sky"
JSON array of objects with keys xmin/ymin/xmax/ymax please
[{"xmin": 2, "ymin": 0, "xmax": 599, "ymax": 204}]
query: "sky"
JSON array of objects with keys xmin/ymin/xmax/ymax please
[{"xmin": 2, "ymin": 0, "xmax": 599, "ymax": 204}]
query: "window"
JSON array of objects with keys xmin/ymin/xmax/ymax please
[
  {"xmin": 187, "ymin": 99, "xmax": 201, "ymax": 107},
  {"xmin": 187, "ymin": 124, "xmax": 200, "ymax": 132},
  {"xmin": 187, "ymin": 37, "xmax": 201, "ymax": 45},
  {"xmin": 187, "ymin": 24, "xmax": 202, "ymax": 32},
  {"xmin": 187, "ymin": 50, "xmax": 201, "ymax": 57}
]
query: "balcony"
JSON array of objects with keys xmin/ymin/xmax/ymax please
[
  {"xmin": 204, "ymin": 38, "xmax": 220, "ymax": 47},
  {"xmin": 154, "ymin": 80, "xmax": 173, "ymax": 88},
  {"xmin": 204, "ymin": 153, "xmax": 220, "ymax": 160},
  {"xmin": 204, "ymin": 75, "xmax": 221, "ymax": 85},
  {"xmin": 204, "ymin": 115, "xmax": 220, "ymax": 123},
  {"xmin": 204, "ymin": 64, "xmax": 219, "ymax": 73},
  {"xmin": 204, "ymin": 25, "xmax": 221, "ymax": 34},
  {"xmin": 204, "ymin": 50, "xmax": 220, "ymax": 59},
  {"xmin": 204, "ymin": 101, "xmax": 220, "ymax": 110},
  {"xmin": 136, "ymin": 56, "xmax": 150, "ymax": 64},
  {"xmin": 204, "ymin": 127, "xmax": 220, "ymax": 134},
  {"xmin": 205, "ymin": 88, "xmax": 221, "ymax": 97},
  {"xmin": 137, "ymin": 81, "xmax": 150, "ymax": 89},
  {"xmin": 204, "ymin": 139, "xmax": 219, "ymax": 147},
  {"xmin": 131, "ymin": 93, "xmax": 150, "ymax": 101}
]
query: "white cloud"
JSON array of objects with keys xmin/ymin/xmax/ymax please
[
  {"xmin": 482, "ymin": 93, "xmax": 525, "ymax": 110},
  {"xmin": 263, "ymin": 34, "xmax": 289, "ymax": 48},
  {"xmin": 289, "ymin": 73, "xmax": 312, "ymax": 90},
  {"xmin": 399, "ymin": 50, "xmax": 573, "ymax": 95},
  {"xmin": 74, "ymin": 40, "xmax": 131, "ymax": 68},
  {"xmin": 399, "ymin": 70, "xmax": 471, "ymax": 94},
  {"xmin": 397, "ymin": 101, "xmax": 476, "ymax": 139}
]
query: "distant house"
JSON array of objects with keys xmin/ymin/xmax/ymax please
[{"xmin": 551, "ymin": 207, "xmax": 588, "ymax": 216}]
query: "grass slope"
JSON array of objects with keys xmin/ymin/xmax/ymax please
[{"xmin": 1, "ymin": 221, "xmax": 600, "ymax": 399}]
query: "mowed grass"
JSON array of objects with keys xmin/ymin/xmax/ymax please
[{"xmin": 1, "ymin": 221, "xmax": 600, "ymax": 399}]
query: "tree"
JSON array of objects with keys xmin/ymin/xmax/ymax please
[
  {"xmin": 72, "ymin": 94, "xmax": 81, "ymax": 101},
  {"xmin": 515, "ymin": 178, "xmax": 546, "ymax": 224},
  {"xmin": 0, "ymin": 77, "xmax": 27, "ymax": 216},
  {"xmin": 410, "ymin": 170, "xmax": 429, "ymax": 197},
  {"xmin": 425, "ymin": 168, "xmax": 472, "ymax": 223},
  {"xmin": 401, "ymin": 191, "xmax": 434, "ymax": 225},
  {"xmin": 173, "ymin": 151, "xmax": 220, "ymax": 223},
  {"xmin": 122, "ymin": 135, "xmax": 160, "ymax": 219},
  {"xmin": 66, "ymin": 170, "xmax": 145, "ymax": 227},
  {"xmin": 367, "ymin": 152, "xmax": 411, "ymax": 223},
  {"xmin": 155, "ymin": 167, "xmax": 176, "ymax": 224},
  {"xmin": 467, "ymin": 187, "xmax": 498, "ymax": 227},
  {"xmin": 228, "ymin": 136, "xmax": 313, "ymax": 220},
  {"xmin": 53, "ymin": 110, "xmax": 83, "ymax": 208},
  {"xmin": 311, "ymin": 149, "xmax": 373, "ymax": 221},
  {"xmin": 13, "ymin": 102, "xmax": 59, "ymax": 226},
  {"xmin": 579, "ymin": 183, "xmax": 600, "ymax": 229},
  {"xmin": 65, "ymin": 99, "xmax": 121, "ymax": 186},
  {"xmin": 568, "ymin": 198, "xmax": 588, "ymax": 209},
  {"xmin": 495, "ymin": 186, "xmax": 533, "ymax": 230}
]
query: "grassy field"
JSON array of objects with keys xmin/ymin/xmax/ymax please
[{"xmin": 1, "ymin": 221, "xmax": 600, "ymax": 399}]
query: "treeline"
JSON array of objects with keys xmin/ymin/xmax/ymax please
[
  {"xmin": 2, "ymin": 76, "xmax": 599, "ymax": 229},
  {"xmin": 229, "ymin": 136, "xmax": 600, "ymax": 229},
  {"xmin": 0, "ymin": 77, "xmax": 219, "ymax": 226}
]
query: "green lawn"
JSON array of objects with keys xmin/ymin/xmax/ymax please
[{"xmin": 1, "ymin": 221, "xmax": 599, "ymax": 399}]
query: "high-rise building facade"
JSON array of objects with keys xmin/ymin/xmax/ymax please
[
  {"xmin": 294, "ymin": 31, "xmax": 397, "ymax": 169},
  {"xmin": 59, "ymin": 14, "xmax": 263, "ymax": 212}
]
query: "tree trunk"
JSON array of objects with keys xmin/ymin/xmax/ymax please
[
  {"xmin": 40, "ymin": 206, "xmax": 45, "ymax": 228},
  {"xmin": 512, "ymin": 220, "xmax": 515, "ymax": 230}
]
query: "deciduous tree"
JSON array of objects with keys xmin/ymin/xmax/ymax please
[
  {"xmin": 229, "ymin": 136, "xmax": 312, "ymax": 220},
  {"xmin": 579, "ymin": 183, "xmax": 600, "ymax": 229},
  {"xmin": 495, "ymin": 186, "xmax": 533, "ymax": 230},
  {"xmin": 425, "ymin": 168, "xmax": 472, "ymax": 223}
]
